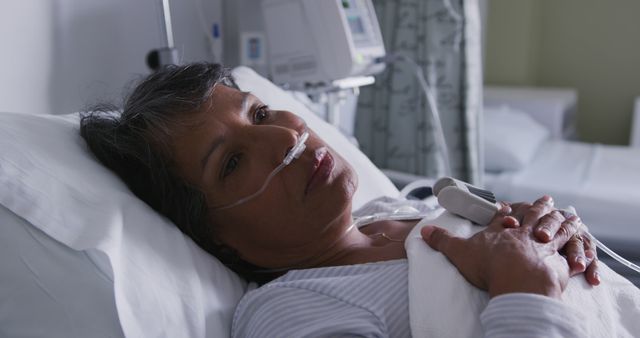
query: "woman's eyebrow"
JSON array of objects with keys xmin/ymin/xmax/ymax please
[
  {"xmin": 199, "ymin": 92, "xmax": 252, "ymax": 170},
  {"xmin": 200, "ymin": 137, "xmax": 225, "ymax": 170}
]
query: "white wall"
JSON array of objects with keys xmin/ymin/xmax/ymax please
[{"xmin": 0, "ymin": 0, "xmax": 222, "ymax": 115}]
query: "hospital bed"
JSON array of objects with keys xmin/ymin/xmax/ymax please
[
  {"xmin": 1, "ymin": 67, "xmax": 639, "ymax": 336},
  {"xmin": 0, "ymin": 66, "xmax": 399, "ymax": 337},
  {"xmin": 482, "ymin": 104, "xmax": 640, "ymax": 287}
]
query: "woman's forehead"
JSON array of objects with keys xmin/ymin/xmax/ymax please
[
  {"xmin": 209, "ymin": 85, "xmax": 255, "ymax": 112},
  {"xmin": 171, "ymin": 87, "xmax": 254, "ymax": 171},
  {"xmin": 185, "ymin": 86, "xmax": 246, "ymax": 127}
]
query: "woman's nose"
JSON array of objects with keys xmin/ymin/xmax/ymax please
[
  {"xmin": 266, "ymin": 110, "xmax": 307, "ymax": 156},
  {"xmin": 274, "ymin": 109, "xmax": 306, "ymax": 135},
  {"xmin": 251, "ymin": 124, "xmax": 305, "ymax": 166}
]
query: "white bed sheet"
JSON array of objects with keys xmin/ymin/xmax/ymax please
[{"xmin": 485, "ymin": 140, "xmax": 640, "ymax": 243}]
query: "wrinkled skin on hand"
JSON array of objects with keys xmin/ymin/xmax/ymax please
[
  {"xmin": 508, "ymin": 197, "xmax": 600, "ymax": 286},
  {"xmin": 421, "ymin": 196, "xmax": 597, "ymax": 299}
]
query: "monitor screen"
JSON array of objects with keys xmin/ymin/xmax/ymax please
[{"xmin": 348, "ymin": 15, "xmax": 365, "ymax": 35}]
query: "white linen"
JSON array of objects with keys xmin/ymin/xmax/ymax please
[
  {"xmin": 0, "ymin": 112, "xmax": 247, "ymax": 337},
  {"xmin": 485, "ymin": 140, "xmax": 640, "ymax": 242},
  {"xmin": 406, "ymin": 211, "xmax": 640, "ymax": 338},
  {"xmin": 483, "ymin": 105, "xmax": 550, "ymax": 172},
  {"xmin": 483, "ymin": 86, "xmax": 578, "ymax": 139},
  {"xmin": 0, "ymin": 204, "xmax": 124, "ymax": 338}
]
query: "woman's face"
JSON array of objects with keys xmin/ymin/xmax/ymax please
[{"xmin": 172, "ymin": 85, "xmax": 358, "ymax": 269}]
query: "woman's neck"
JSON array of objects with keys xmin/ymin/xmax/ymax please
[{"xmin": 306, "ymin": 219, "xmax": 419, "ymax": 268}]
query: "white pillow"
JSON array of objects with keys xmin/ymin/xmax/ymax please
[
  {"xmin": 232, "ymin": 66, "xmax": 399, "ymax": 209},
  {"xmin": 0, "ymin": 204, "xmax": 124, "ymax": 337},
  {"xmin": 0, "ymin": 112, "xmax": 246, "ymax": 337},
  {"xmin": 483, "ymin": 105, "xmax": 550, "ymax": 172}
]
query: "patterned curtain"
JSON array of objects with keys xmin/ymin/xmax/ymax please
[{"xmin": 356, "ymin": 0, "xmax": 483, "ymax": 184}]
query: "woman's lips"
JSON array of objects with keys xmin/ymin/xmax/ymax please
[{"xmin": 306, "ymin": 148, "xmax": 334, "ymax": 194}]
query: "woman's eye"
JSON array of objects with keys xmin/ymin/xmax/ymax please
[
  {"xmin": 223, "ymin": 154, "xmax": 241, "ymax": 178},
  {"xmin": 253, "ymin": 105, "xmax": 270, "ymax": 124}
]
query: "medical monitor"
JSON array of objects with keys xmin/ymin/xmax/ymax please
[{"xmin": 262, "ymin": 0, "xmax": 386, "ymax": 89}]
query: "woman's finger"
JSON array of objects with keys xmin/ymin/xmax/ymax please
[
  {"xmin": 564, "ymin": 234, "xmax": 587, "ymax": 274},
  {"xmin": 421, "ymin": 225, "xmax": 467, "ymax": 264},
  {"xmin": 509, "ymin": 202, "xmax": 531, "ymax": 223},
  {"xmin": 421, "ymin": 225, "xmax": 485, "ymax": 289},
  {"xmin": 533, "ymin": 210, "xmax": 566, "ymax": 242},
  {"xmin": 549, "ymin": 215, "xmax": 581, "ymax": 250},
  {"xmin": 581, "ymin": 228, "xmax": 600, "ymax": 286},
  {"xmin": 585, "ymin": 259, "xmax": 601, "ymax": 286},
  {"xmin": 581, "ymin": 227, "xmax": 598, "ymax": 261},
  {"xmin": 487, "ymin": 205, "xmax": 513, "ymax": 230},
  {"xmin": 498, "ymin": 201, "xmax": 511, "ymax": 209},
  {"xmin": 521, "ymin": 195, "xmax": 554, "ymax": 228},
  {"xmin": 501, "ymin": 215, "xmax": 520, "ymax": 228}
]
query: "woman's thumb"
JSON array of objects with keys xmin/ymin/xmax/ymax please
[{"xmin": 421, "ymin": 225, "xmax": 464, "ymax": 259}]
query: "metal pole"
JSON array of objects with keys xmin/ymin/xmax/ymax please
[
  {"xmin": 147, "ymin": 0, "xmax": 179, "ymax": 70},
  {"xmin": 161, "ymin": 0, "xmax": 175, "ymax": 48}
]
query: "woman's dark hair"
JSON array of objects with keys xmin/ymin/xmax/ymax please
[{"xmin": 80, "ymin": 62, "xmax": 274, "ymax": 283}]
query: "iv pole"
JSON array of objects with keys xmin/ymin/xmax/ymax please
[{"xmin": 146, "ymin": 0, "xmax": 179, "ymax": 70}]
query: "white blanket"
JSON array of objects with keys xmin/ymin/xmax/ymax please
[{"xmin": 406, "ymin": 211, "xmax": 640, "ymax": 338}]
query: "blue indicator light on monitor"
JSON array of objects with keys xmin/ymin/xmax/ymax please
[{"xmin": 212, "ymin": 23, "xmax": 220, "ymax": 38}]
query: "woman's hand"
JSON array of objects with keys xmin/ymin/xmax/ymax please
[
  {"xmin": 509, "ymin": 198, "xmax": 600, "ymax": 285},
  {"xmin": 421, "ymin": 197, "xmax": 580, "ymax": 299}
]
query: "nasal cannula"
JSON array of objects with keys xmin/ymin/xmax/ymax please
[
  {"xmin": 212, "ymin": 132, "xmax": 640, "ymax": 275},
  {"xmin": 213, "ymin": 131, "xmax": 309, "ymax": 210}
]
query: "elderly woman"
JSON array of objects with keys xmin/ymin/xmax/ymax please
[{"xmin": 81, "ymin": 63, "xmax": 599, "ymax": 337}]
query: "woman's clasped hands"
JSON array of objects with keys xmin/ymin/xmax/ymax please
[{"xmin": 421, "ymin": 195, "xmax": 599, "ymax": 299}]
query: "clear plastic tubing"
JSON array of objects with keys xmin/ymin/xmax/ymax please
[
  {"xmin": 214, "ymin": 131, "xmax": 309, "ymax": 211},
  {"xmin": 592, "ymin": 235, "xmax": 640, "ymax": 273}
]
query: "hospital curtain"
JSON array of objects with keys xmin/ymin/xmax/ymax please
[{"xmin": 356, "ymin": 0, "xmax": 483, "ymax": 184}]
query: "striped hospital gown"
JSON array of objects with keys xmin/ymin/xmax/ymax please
[{"xmin": 232, "ymin": 197, "xmax": 583, "ymax": 337}]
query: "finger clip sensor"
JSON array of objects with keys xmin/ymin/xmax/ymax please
[{"xmin": 433, "ymin": 177, "xmax": 499, "ymax": 226}]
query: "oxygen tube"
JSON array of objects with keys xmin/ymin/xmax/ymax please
[{"xmin": 212, "ymin": 131, "xmax": 309, "ymax": 211}]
